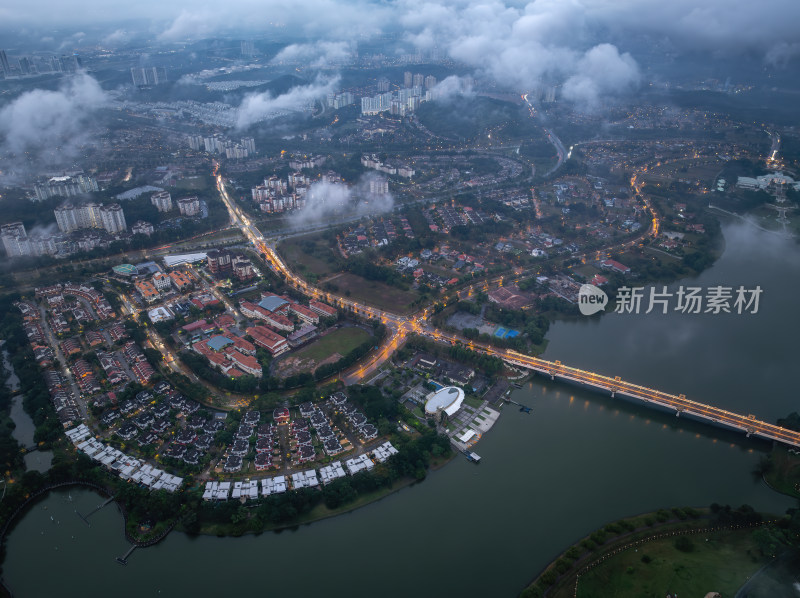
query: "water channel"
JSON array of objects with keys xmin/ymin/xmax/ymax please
[{"xmin": 3, "ymin": 346, "xmax": 53, "ymax": 473}]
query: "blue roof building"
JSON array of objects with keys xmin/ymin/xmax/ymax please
[
  {"xmin": 207, "ymin": 336, "xmax": 233, "ymax": 351},
  {"xmin": 258, "ymin": 295, "xmax": 289, "ymax": 312}
]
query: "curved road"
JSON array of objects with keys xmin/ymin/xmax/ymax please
[{"xmin": 207, "ymin": 170, "xmax": 800, "ymax": 448}]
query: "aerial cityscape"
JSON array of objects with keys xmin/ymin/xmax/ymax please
[{"xmin": 0, "ymin": 0, "xmax": 799, "ymax": 596}]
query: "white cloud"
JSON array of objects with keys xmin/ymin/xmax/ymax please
[
  {"xmin": 272, "ymin": 41, "xmax": 355, "ymax": 68},
  {"xmin": 0, "ymin": 72, "xmax": 109, "ymax": 169},
  {"xmin": 430, "ymin": 75, "xmax": 475, "ymax": 102},
  {"xmin": 235, "ymin": 76, "xmax": 339, "ymax": 129},
  {"xmin": 101, "ymin": 28, "xmax": 130, "ymax": 47},
  {"xmin": 158, "ymin": 9, "xmax": 218, "ymax": 41},
  {"xmin": 562, "ymin": 44, "xmax": 640, "ymax": 110},
  {"xmin": 290, "ymin": 172, "xmax": 394, "ymax": 227}
]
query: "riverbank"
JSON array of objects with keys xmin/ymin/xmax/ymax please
[
  {"xmin": 763, "ymin": 445, "xmax": 800, "ymax": 499},
  {"xmin": 519, "ymin": 506, "xmax": 790, "ymax": 598},
  {"xmin": 186, "ymin": 450, "xmax": 457, "ymax": 536}
]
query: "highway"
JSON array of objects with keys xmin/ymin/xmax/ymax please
[{"xmin": 211, "ymin": 173, "xmax": 800, "ymax": 448}]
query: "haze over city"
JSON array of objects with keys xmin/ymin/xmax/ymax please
[{"xmin": 0, "ymin": 1, "xmax": 798, "ymax": 597}]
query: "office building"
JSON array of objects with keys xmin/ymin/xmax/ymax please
[
  {"xmin": 18, "ymin": 57, "xmax": 32, "ymax": 76},
  {"xmin": 1, "ymin": 222, "xmax": 31, "ymax": 257},
  {"xmin": 177, "ymin": 196, "xmax": 200, "ymax": 216},
  {"xmin": 100, "ymin": 204, "xmax": 127, "ymax": 234},
  {"xmin": 203, "ymin": 136, "xmax": 221, "ymax": 153},
  {"xmin": 241, "ymin": 137, "xmax": 256, "ymax": 154},
  {"xmin": 207, "ymin": 249, "xmax": 232, "ymax": 275},
  {"xmin": 188, "ymin": 135, "xmax": 203, "ymax": 151},
  {"xmin": 54, "ymin": 203, "xmax": 127, "ymax": 234},
  {"xmin": 369, "ymin": 178, "xmax": 389, "ymax": 195},
  {"xmin": 33, "ymin": 175, "xmax": 99, "ymax": 201},
  {"xmin": 131, "ymin": 66, "xmax": 167, "ymax": 87},
  {"xmin": 60, "ymin": 54, "xmax": 81, "ymax": 73},
  {"xmin": 0, "ymin": 50, "xmax": 10, "ymax": 75},
  {"xmin": 151, "ymin": 190, "xmax": 173, "ymax": 212}
]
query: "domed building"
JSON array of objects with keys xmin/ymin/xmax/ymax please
[{"xmin": 424, "ymin": 386, "xmax": 465, "ymax": 421}]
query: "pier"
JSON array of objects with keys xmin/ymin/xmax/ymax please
[
  {"xmin": 76, "ymin": 495, "xmax": 115, "ymax": 525},
  {"xmin": 116, "ymin": 545, "xmax": 136, "ymax": 565},
  {"xmin": 503, "ymin": 397, "xmax": 532, "ymax": 413}
]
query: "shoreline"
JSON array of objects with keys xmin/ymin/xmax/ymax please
[
  {"xmin": 189, "ymin": 450, "xmax": 458, "ymax": 536},
  {"xmin": 518, "ymin": 506, "xmax": 784, "ymax": 598}
]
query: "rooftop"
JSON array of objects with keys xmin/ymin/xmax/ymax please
[{"xmin": 425, "ymin": 386, "xmax": 465, "ymax": 417}]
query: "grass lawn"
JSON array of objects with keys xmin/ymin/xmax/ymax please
[
  {"xmin": 296, "ymin": 327, "xmax": 371, "ymax": 362},
  {"xmin": 278, "ymin": 235, "xmax": 339, "ymax": 279},
  {"xmin": 765, "ymin": 446, "xmax": 800, "ymax": 498},
  {"xmin": 272, "ymin": 326, "xmax": 372, "ymax": 378},
  {"xmin": 464, "ymin": 396, "xmax": 484, "ymax": 409},
  {"xmin": 574, "ymin": 264, "xmax": 600, "ymax": 279},
  {"xmin": 324, "ymin": 272, "xmax": 420, "ymax": 314},
  {"xmin": 576, "ymin": 528, "xmax": 765, "ymax": 598},
  {"xmin": 174, "ymin": 176, "xmax": 209, "ymax": 191}
]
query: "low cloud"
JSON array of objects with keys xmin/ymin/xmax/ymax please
[
  {"xmin": 764, "ymin": 42, "xmax": 800, "ymax": 67},
  {"xmin": 429, "ymin": 75, "xmax": 475, "ymax": 102},
  {"xmin": 289, "ymin": 172, "xmax": 394, "ymax": 227},
  {"xmin": 272, "ymin": 41, "xmax": 355, "ymax": 68},
  {"xmin": 0, "ymin": 72, "xmax": 109, "ymax": 175},
  {"xmin": 102, "ymin": 28, "xmax": 130, "ymax": 47},
  {"xmin": 158, "ymin": 9, "xmax": 218, "ymax": 41},
  {"xmin": 562, "ymin": 44, "xmax": 640, "ymax": 110},
  {"xmin": 235, "ymin": 75, "xmax": 339, "ymax": 129}
]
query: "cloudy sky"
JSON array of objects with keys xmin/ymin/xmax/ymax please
[{"xmin": 3, "ymin": 0, "xmax": 798, "ymax": 102}]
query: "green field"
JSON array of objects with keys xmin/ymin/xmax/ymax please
[
  {"xmin": 273, "ymin": 326, "xmax": 372, "ymax": 378},
  {"xmin": 576, "ymin": 528, "xmax": 764, "ymax": 598},
  {"xmin": 325, "ymin": 272, "xmax": 420, "ymax": 315},
  {"xmin": 174, "ymin": 176, "xmax": 210, "ymax": 191},
  {"xmin": 296, "ymin": 326, "xmax": 371, "ymax": 362},
  {"xmin": 463, "ymin": 395, "xmax": 483, "ymax": 409},
  {"xmin": 278, "ymin": 235, "xmax": 340, "ymax": 279}
]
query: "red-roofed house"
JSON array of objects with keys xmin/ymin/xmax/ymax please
[
  {"xmin": 247, "ymin": 326, "xmax": 289, "ymax": 356},
  {"xmin": 182, "ymin": 319, "xmax": 207, "ymax": 333},
  {"xmin": 214, "ymin": 314, "xmax": 236, "ymax": 329},
  {"xmin": 230, "ymin": 336, "xmax": 256, "ymax": 355},
  {"xmin": 230, "ymin": 352, "xmax": 262, "ymax": 377},
  {"xmin": 309, "ymin": 300, "xmax": 337, "ymax": 318},
  {"xmin": 601, "ymin": 259, "xmax": 630, "ymax": 274},
  {"xmin": 264, "ymin": 312, "xmax": 294, "ymax": 332},
  {"xmin": 240, "ymin": 301, "xmax": 275, "ymax": 322},
  {"xmin": 287, "ymin": 303, "xmax": 320, "ymax": 325}
]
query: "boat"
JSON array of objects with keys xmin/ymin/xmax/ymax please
[{"xmin": 462, "ymin": 449, "xmax": 481, "ymax": 463}]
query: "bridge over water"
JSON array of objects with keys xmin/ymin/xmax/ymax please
[{"xmin": 499, "ymin": 349, "xmax": 800, "ymax": 448}]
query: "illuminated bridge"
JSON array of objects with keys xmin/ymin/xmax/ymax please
[{"xmin": 498, "ymin": 349, "xmax": 800, "ymax": 449}]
